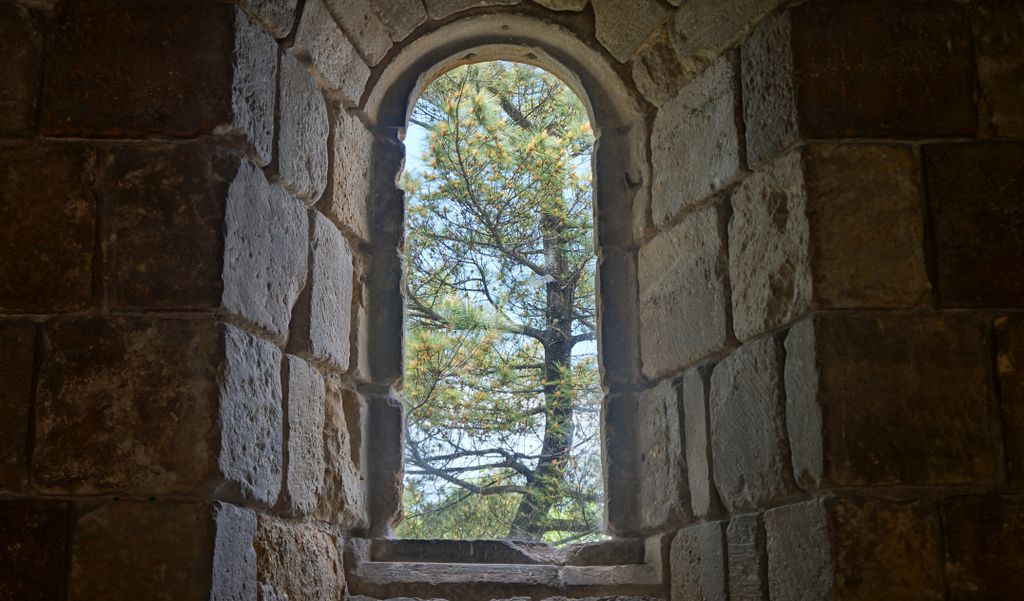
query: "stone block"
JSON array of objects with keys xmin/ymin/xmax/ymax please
[
  {"xmin": 639, "ymin": 201, "xmax": 729, "ymax": 379},
  {"xmin": 368, "ymin": 394, "xmax": 405, "ymax": 533},
  {"xmin": 973, "ymin": 0, "xmax": 1024, "ymax": 138},
  {"xmin": 709, "ymin": 335, "xmax": 794, "ymax": 513},
  {"xmin": 255, "ymin": 516, "xmax": 345, "ymax": 601},
  {"xmin": 43, "ymin": 2, "xmax": 276, "ymax": 162},
  {"xmin": 316, "ymin": 378, "xmax": 368, "ymax": 528},
  {"xmin": 670, "ymin": 521, "xmax": 727, "ymax": 601},
  {"xmin": 534, "ymin": 0, "xmax": 587, "ymax": 10},
  {"xmin": 602, "ymin": 392, "xmax": 639, "ymax": 536},
  {"xmin": 423, "ymin": 0, "xmax": 519, "ymax": 20},
  {"xmin": 785, "ymin": 313, "xmax": 996, "ymax": 488},
  {"xmin": 222, "ymin": 161, "xmax": 309, "ymax": 340},
  {"xmin": 0, "ymin": 501, "xmax": 69, "ymax": 600},
  {"xmin": 742, "ymin": 2, "xmax": 976, "ymax": 166},
  {"xmin": 0, "ymin": 143, "xmax": 95, "ymax": 312},
  {"xmin": 682, "ymin": 367, "xmax": 719, "ymax": 518},
  {"xmin": 593, "ymin": 0, "xmax": 671, "ymax": 62},
  {"xmin": 925, "ymin": 142, "xmax": 1024, "ymax": 307},
  {"xmin": 630, "ymin": 25, "xmax": 689, "ymax": 108},
  {"xmin": 670, "ymin": 0, "xmax": 777, "ymax": 65},
  {"xmin": 997, "ymin": 316, "xmax": 1024, "ymax": 487},
  {"xmin": 597, "ymin": 249, "xmax": 642, "ymax": 387},
  {"xmin": 323, "ymin": 0, "xmax": 392, "ymax": 66},
  {"xmin": 71, "ymin": 501, "xmax": 257, "ymax": 601},
  {"xmin": 651, "ymin": 54, "xmax": 740, "ymax": 226},
  {"xmin": 277, "ymin": 52, "xmax": 329, "ymax": 205},
  {"xmin": 290, "ymin": 213, "xmax": 354, "ymax": 372},
  {"xmin": 99, "ymin": 142, "xmax": 236, "ymax": 310},
  {"xmin": 0, "ymin": 3, "xmax": 43, "ymax": 136},
  {"xmin": 370, "ymin": 0, "xmax": 427, "ymax": 41},
  {"xmin": 240, "ymin": 0, "xmax": 298, "ymax": 38},
  {"xmin": 729, "ymin": 145, "xmax": 929, "ymax": 340},
  {"xmin": 941, "ymin": 495, "xmax": 1024, "ymax": 600},
  {"xmin": 281, "ymin": 355, "xmax": 326, "ymax": 516},
  {"xmin": 726, "ymin": 513, "xmax": 767, "ymax": 601},
  {"xmin": 321, "ymin": 108, "xmax": 373, "ymax": 242},
  {"xmin": 0, "ymin": 321, "xmax": 34, "ymax": 490},
  {"xmin": 293, "ymin": 0, "xmax": 371, "ymax": 106},
  {"xmin": 766, "ymin": 497, "xmax": 943, "ymax": 601},
  {"xmin": 636, "ymin": 381, "xmax": 690, "ymax": 531}
]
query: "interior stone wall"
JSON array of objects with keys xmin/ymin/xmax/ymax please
[{"xmin": 0, "ymin": 0, "xmax": 1021, "ymax": 600}]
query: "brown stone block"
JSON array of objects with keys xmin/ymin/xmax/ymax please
[
  {"xmin": 925, "ymin": 142, "xmax": 1024, "ymax": 308},
  {"xmin": 255, "ymin": 515, "xmax": 345, "ymax": 601},
  {"xmin": 996, "ymin": 315, "xmax": 1024, "ymax": 487},
  {"xmin": 941, "ymin": 495, "xmax": 1024, "ymax": 600},
  {"xmin": 766, "ymin": 497, "xmax": 943, "ymax": 601},
  {"xmin": 636, "ymin": 380, "xmax": 691, "ymax": 531},
  {"xmin": 973, "ymin": 0, "xmax": 1024, "ymax": 138},
  {"xmin": 0, "ymin": 142, "xmax": 96, "ymax": 313},
  {"xmin": 0, "ymin": 321, "xmax": 34, "ymax": 491},
  {"xmin": 742, "ymin": 2, "xmax": 976, "ymax": 165},
  {"xmin": 726, "ymin": 513, "xmax": 767, "ymax": 601},
  {"xmin": 316, "ymin": 379, "xmax": 368, "ymax": 528},
  {"xmin": 280, "ymin": 355, "xmax": 326, "ymax": 517},
  {"xmin": 71, "ymin": 501, "xmax": 257, "ymax": 601},
  {"xmin": 785, "ymin": 313, "xmax": 997, "ymax": 488},
  {"xmin": 0, "ymin": 500, "xmax": 69, "ymax": 600},
  {"xmin": 100, "ymin": 142, "xmax": 236, "ymax": 310},
  {"xmin": 0, "ymin": 3, "xmax": 43, "ymax": 136},
  {"xmin": 670, "ymin": 521, "xmax": 728, "ymax": 601}
]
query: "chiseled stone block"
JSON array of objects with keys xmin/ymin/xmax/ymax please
[
  {"xmin": 670, "ymin": 521, "xmax": 728, "ymax": 601},
  {"xmin": 726, "ymin": 513, "xmax": 767, "ymax": 601},
  {"xmin": 293, "ymin": 0, "xmax": 371, "ymax": 107},
  {"xmin": 280, "ymin": 355, "xmax": 327, "ymax": 516},
  {"xmin": 321, "ymin": 108, "xmax": 374, "ymax": 242},
  {"xmin": 682, "ymin": 367, "xmax": 719, "ymax": 518},
  {"xmin": 255, "ymin": 515, "xmax": 345, "ymax": 601},
  {"xmin": 423, "ymin": 0, "xmax": 519, "ymax": 20},
  {"xmin": 370, "ymin": 0, "xmax": 427, "ymax": 41},
  {"xmin": 277, "ymin": 52, "xmax": 329, "ymax": 205},
  {"xmin": 240, "ymin": 0, "xmax": 299, "ymax": 39},
  {"xmin": 0, "ymin": 321, "xmax": 34, "ymax": 490},
  {"xmin": 323, "ymin": 0, "xmax": 393, "ymax": 66},
  {"xmin": 636, "ymin": 380, "xmax": 691, "ymax": 530},
  {"xmin": 316, "ymin": 378, "xmax": 369, "ymax": 528},
  {"xmin": 592, "ymin": 0, "xmax": 671, "ymax": 62},
  {"xmin": 0, "ymin": 501, "xmax": 69, "ymax": 601}
]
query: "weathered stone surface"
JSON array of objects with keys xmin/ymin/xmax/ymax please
[
  {"xmin": 603, "ymin": 392, "xmax": 639, "ymax": 536},
  {"xmin": 593, "ymin": 0, "xmax": 671, "ymax": 62},
  {"xmin": 370, "ymin": 0, "xmax": 427, "ymax": 41},
  {"xmin": 0, "ymin": 321, "xmax": 34, "ymax": 490},
  {"xmin": 0, "ymin": 143, "xmax": 95, "ymax": 312},
  {"xmin": 942, "ymin": 495, "xmax": 1024, "ymax": 600},
  {"xmin": 636, "ymin": 380, "xmax": 691, "ymax": 530},
  {"xmin": 639, "ymin": 202, "xmax": 729, "ymax": 379},
  {"xmin": 255, "ymin": 516, "xmax": 345, "ymax": 601},
  {"xmin": 742, "ymin": 2, "xmax": 976, "ymax": 166},
  {"xmin": 766, "ymin": 497, "xmax": 943, "ymax": 601},
  {"xmin": 973, "ymin": 0, "xmax": 1024, "ymax": 138},
  {"xmin": 316, "ymin": 379, "xmax": 368, "ymax": 527},
  {"xmin": 651, "ymin": 54, "xmax": 739, "ymax": 226},
  {"xmin": 321, "ymin": 108, "xmax": 373, "ymax": 242},
  {"xmin": 671, "ymin": 0, "xmax": 776, "ymax": 64},
  {"xmin": 0, "ymin": 501, "xmax": 69, "ymax": 601},
  {"xmin": 682, "ymin": 367, "xmax": 718, "ymax": 518},
  {"xmin": 219, "ymin": 324, "xmax": 284, "ymax": 506},
  {"xmin": 925, "ymin": 142, "xmax": 1024, "ymax": 307},
  {"xmin": 241, "ymin": 0, "xmax": 298, "ymax": 38},
  {"xmin": 0, "ymin": 3, "xmax": 43, "ymax": 135},
  {"xmin": 368, "ymin": 394, "xmax": 405, "ymax": 533},
  {"xmin": 785, "ymin": 313, "xmax": 996, "ymax": 488},
  {"xmin": 423, "ymin": 0, "xmax": 519, "ymax": 20},
  {"xmin": 726, "ymin": 513, "xmax": 767, "ymax": 601},
  {"xmin": 281, "ymin": 355, "xmax": 326, "ymax": 516},
  {"xmin": 709, "ymin": 336, "xmax": 794, "ymax": 512},
  {"xmin": 670, "ymin": 521, "xmax": 727, "ymax": 601},
  {"xmin": 230, "ymin": 6, "xmax": 279, "ymax": 164},
  {"xmin": 533, "ymin": 0, "xmax": 587, "ymax": 11},
  {"xmin": 222, "ymin": 161, "xmax": 309, "ymax": 340},
  {"xmin": 71, "ymin": 502, "xmax": 257, "ymax": 601},
  {"xmin": 278, "ymin": 52, "xmax": 329, "ymax": 204},
  {"xmin": 293, "ymin": 0, "xmax": 371, "ymax": 106},
  {"xmin": 324, "ymin": 0, "xmax": 393, "ymax": 66},
  {"xmin": 100, "ymin": 142, "xmax": 234, "ymax": 310},
  {"xmin": 630, "ymin": 25, "xmax": 690, "ymax": 108},
  {"xmin": 997, "ymin": 315, "xmax": 1024, "ymax": 487}
]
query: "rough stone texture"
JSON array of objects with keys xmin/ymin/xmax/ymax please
[
  {"xmin": 785, "ymin": 313, "xmax": 996, "ymax": 488},
  {"xmin": 651, "ymin": 54, "xmax": 739, "ymax": 226},
  {"xmin": 925, "ymin": 142, "xmax": 1024, "ymax": 307},
  {"xmin": 941, "ymin": 495, "xmax": 1024, "ymax": 600},
  {"xmin": 370, "ymin": 0, "xmax": 428, "ymax": 41},
  {"xmin": 71, "ymin": 502, "xmax": 257, "ymax": 601},
  {"xmin": 0, "ymin": 321, "xmax": 34, "ymax": 490},
  {"xmin": 709, "ymin": 335, "xmax": 794, "ymax": 513},
  {"xmin": 255, "ymin": 516, "xmax": 345, "ymax": 601},
  {"xmin": 316, "ymin": 379, "xmax": 369, "ymax": 528},
  {"xmin": 424, "ymin": 0, "xmax": 520, "ymax": 21},
  {"xmin": 219, "ymin": 324, "xmax": 284, "ymax": 506},
  {"xmin": 0, "ymin": 3, "xmax": 43, "ymax": 136},
  {"xmin": 630, "ymin": 25, "xmax": 690, "ymax": 108},
  {"xmin": 670, "ymin": 521, "xmax": 727, "ymax": 601},
  {"xmin": 742, "ymin": 2, "xmax": 976, "ymax": 166},
  {"xmin": 636, "ymin": 380, "xmax": 690, "ymax": 530},
  {"xmin": 100, "ymin": 142, "xmax": 234, "ymax": 310},
  {"xmin": 973, "ymin": 0, "xmax": 1024, "ymax": 138},
  {"xmin": 997, "ymin": 316, "xmax": 1024, "ymax": 487},
  {"xmin": 671, "ymin": 0, "xmax": 777, "ymax": 65},
  {"xmin": 603, "ymin": 392, "xmax": 639, "ymax": 536},
  {"xmin": 766, "ymin": 497, "xmax": 943, "ymax": 601},
  {"xmin": 322, "ymin": 108, "xmax": 374, "ymax": 242},
  {"xmin": 281, "ymin": 355, "xmax": 327, "ymax": 516},
  {"xmin": 34, "ymin": 316, "xmax": 222, "ymax": 495},
  {"xmin": 639, "ymin": 202, "xmax": 729, "ymax": 379},
  {"xmin": 222, "ymin": 161, "xmax": 309, "ymax": 340},
  {"xmin": 324, "ymin": 0, "xmax": 393, "ymax": 66},
  {"xmin": 593, "ymin": 0, "xmax": 671, "ymax": 63},
  {"xmin": 240, "ymin": 0, "xmax": 298, "ymax": 38},
  {"xmin": 726, "ymin": 513, "xmax": 767, "ymax": 601},
  {"xmin": 277, "ymin": 52, "xmax": 329, "ymax": 204},
  {"xmin": 293, "ymin": 0, "xmax": 371, "ymax": 107},
  {"xmin": 682, "ymin": 368, "xmax": 718, "ymax": 518},
  {"xmin": 534, "ymin": 0, "xmax": 587, "ymax": 11},
  {"xmin": 0, "ymin": 143, "xmax": 96, "ymax": 313},
  {"xmin": 230, "ymin": 6, "xmax": 279, "ymax": 164},
  {"xmin": 0, "ymin": 501, "xmax": 69, "ymax": 601}
]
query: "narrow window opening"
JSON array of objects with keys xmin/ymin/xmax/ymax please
[{"xmin": 398, "ymin": 61, "xmax": 602, "ymax": 544}]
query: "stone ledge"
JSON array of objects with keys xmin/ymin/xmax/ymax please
[{"xmin": 370, "ymin": 538, "xmax": 644, "ymax": 566}]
